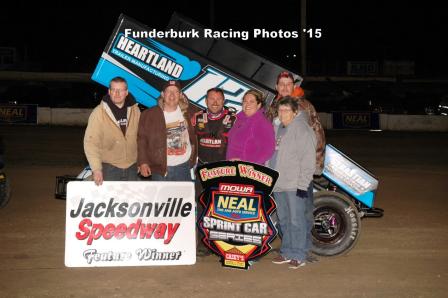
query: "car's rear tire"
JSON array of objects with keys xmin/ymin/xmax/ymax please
[{"xmin": 311, "ymin": 191, "xmax": 361, "ymax": 256}]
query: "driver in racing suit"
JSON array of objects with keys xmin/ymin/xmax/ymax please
[{"xmin": 191, "ymin": 87, "xmax": 237, "ymax": 255}]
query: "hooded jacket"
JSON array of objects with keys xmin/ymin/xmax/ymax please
[
  {"xmin": 226, "ymin": 108, "xmax": 275, "ymax": 165},
  {"xmin": 271, "ymin": 111, "xmax": 317, "ymax": 192},
  {"xmin": 84, "ymin": 95, "xmax": 140, "ymax": 171}
]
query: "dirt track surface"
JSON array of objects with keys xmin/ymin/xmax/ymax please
[{"xmin": 1, "ymin": 126, "xmax": 447, "ymax": 297}]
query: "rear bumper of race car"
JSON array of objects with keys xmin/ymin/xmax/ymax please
[
  {"xmin": 55, "ymin": 176, "xmax": 83, "ymax": 200},
  {"xmin": 313, "ymin": 174, "xmax": 384, "ymax": 218}
]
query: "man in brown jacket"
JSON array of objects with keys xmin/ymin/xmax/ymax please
[
  {"xmin": 138, "ymin": 80, "xmax": 197, "ymax": 181},
  {"xmin": 84, "ymin": 77, "xmax": 141, "ymax": 185}
]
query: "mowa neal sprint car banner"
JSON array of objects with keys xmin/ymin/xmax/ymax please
[
  {"xmin": 92, "ymin": 14, "xmax": 275, "ymax": 111},
  {"xmin": 196, "ymin": 161, "xmax": 279, "ymax": 270},
  {"xmin": 65, "ymin": 181, "xmax": 195, "ymax": 267}
]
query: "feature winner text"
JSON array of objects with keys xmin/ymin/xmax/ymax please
[{"xmin": 203, "ymin": 217, "xmax": 267, "ymax": 245}]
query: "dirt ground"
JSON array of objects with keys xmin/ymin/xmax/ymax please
[{"xmin": 0, "ymin": 125, "xmax": 447, "ymax": 297}]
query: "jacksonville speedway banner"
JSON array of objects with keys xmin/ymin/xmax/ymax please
[
  {"xmin": 322, "ymin": 144, "xmax": 379, "ymax": 208},
  {"xmin": 65, "ymin": 181, "xmax": 195, "ymax": 267},
  {"xmin": 196, "ymin": 161, "xmax": 279, "ymax": 270},
  {"xmin": 91, "ymin": 14, "xmax": 274, "ymax": 111}
]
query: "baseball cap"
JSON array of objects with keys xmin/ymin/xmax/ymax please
[
  {"xmin": 162, "ymin": 80, "xmax": 182, "ymax": 92},
  {"xmin": 276, "ymin": 71, "xmax": 295, "ymax": 84}
]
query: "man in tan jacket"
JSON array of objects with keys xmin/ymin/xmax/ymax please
[{"xmin": 84, "ymin": 77, "xmax": 141, "ymax": 185}]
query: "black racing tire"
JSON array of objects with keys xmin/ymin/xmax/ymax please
[
  {"xmin": 0, "ymin": 173, "xmax": 11, "ymax": 209},
  {"xmin": 311, "ymin": 191, "xmax": 361, "ymax": 256}
]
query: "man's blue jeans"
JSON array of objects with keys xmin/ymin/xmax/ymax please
[
  {"xmin": 151, "ymin": 161, "xmax": 191, "ymax": 181},
  {"xmin": 305, "ymin": 182, "xmax": 315, "ymax": 252},
  {"xmin": 274, "ymin": 187, "xmax": 311, "ymax": 261},
  {"xmin": 102, "ymin": 163, "xmax": 139, "ymax": 181}
]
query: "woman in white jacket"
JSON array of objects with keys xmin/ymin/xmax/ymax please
[{"xmin": 269, "ymin": 96, "xmax": 317, "ymax": 269}]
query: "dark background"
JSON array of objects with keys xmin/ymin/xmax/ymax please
[
  {"xmin": 0, "ymin": 0, "xmax": 447, "ymax": 113},
  {"xmin": 1, "ymin": 0, "xmax": 445, "ymax": 75}
]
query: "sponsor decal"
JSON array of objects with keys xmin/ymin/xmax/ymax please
[
  {"xmin": 111, "ymin": 34, "xmax": 199, "ymax": 81},
  {"xmin": 332, "ymin": 111, "xmax": 380, "ymax": 129},
  {"xmin": 197, "ymin": 161, "xmax": 278, "ymax": 270},
  {"xmin": 65, "ymin": 181, "xmax": 195, "ymax": 267},
  {"xmin": 344, "ymin": 206, "xmax": 359, "ymax": 241},
  {"xmin": 0, "ymin": 104, "xmax": 37, "ymax": 124},
  {"xmin": 199, "ymin": 137, "xmax": 222, "ymax": 148},
  {"xmin": 91, "ymin": 15, "xmax": 272, "ymax": 110},
  {"xmin": 183, "ymin": 66, "xmax": 256, "ymax": 112},
  {"xmin": 342, "ymin": 112, "xmax": 371, "ymax": 128},
  {"xmin": 323, "ymin": 144, "xmax": 379, "ymax": 207}
]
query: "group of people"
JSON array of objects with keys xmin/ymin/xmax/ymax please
[{"xmin": 83, "ymin": 71, "xmax": 326, "ymax": 269}]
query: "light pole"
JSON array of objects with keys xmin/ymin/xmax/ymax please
[{"xmin": 300, "ymin": 0, "xmax": 307, "ymax": 76}]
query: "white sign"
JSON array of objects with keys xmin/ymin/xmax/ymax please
[{"xmin": 65, "ymin": 181, "xmax": 196, "ymax": 267}]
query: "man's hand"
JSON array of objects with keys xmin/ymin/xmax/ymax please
[
  {"xmin": 139, "ymin": 164, "xmax": 151, "ymax": 177},
  {"xmin": 296, "ymin": 189, "xmax": 308, "ymax": 199},
  {"xmin": 93, "ymin": 170, "xmax": 103, "ymax": 186}
]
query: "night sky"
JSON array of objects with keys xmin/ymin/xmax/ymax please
[{"xmin": 1, "ymin": 0, "xmax": 446, "ymax": 76}]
